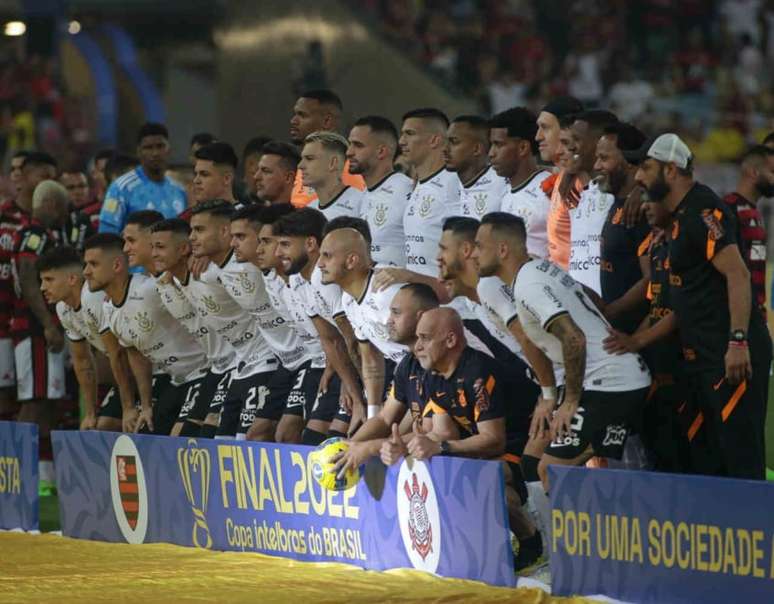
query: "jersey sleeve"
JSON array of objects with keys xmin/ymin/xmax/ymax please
[
  {"xmin": 56, "ymin": 304, "xmax": 85, "ymax": 342},
  {"xmin": 684, "ymin": 204, "xmax": 737, "ymax": 262},
  {"xmin": 389, "ymin": 355, "xmax": 411, "ymax": 406},
  {"xmin": 515, "ymin": 267, "xmax": 569, "ymax": 330},
  {"xmin": 477, "ymin": 277, "xmax": 519, "ymax": 327},
  {"xmin": 98, "ymin": 182, "xmax": 128, "ymax": 234}
]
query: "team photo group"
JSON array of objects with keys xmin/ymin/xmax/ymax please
[{"xmin": 2, "ymin": 87, "xmax": 773, "ymax": 572}]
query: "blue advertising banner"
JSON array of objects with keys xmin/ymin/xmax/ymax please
[
  {"xmin": 0, "ymin": 421, "xmax": 38, "ymax": 531},
  {"xmin": 549, "ymin": 466, "xmax": 774, "ymax": 603},
  {"xmin": 52, "ymin": 431, "xmax": 516, "ymax": 586}
]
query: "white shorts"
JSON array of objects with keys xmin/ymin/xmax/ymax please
[
  {"xmin": 0, "ymin": 337, "xmax": 15, "ymax": 388},
  {"xmin": 14, "ymin": 336, "xmax": 66, "ymax": 401}
]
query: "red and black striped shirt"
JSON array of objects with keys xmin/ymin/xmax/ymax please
[
  {"xmin": 722, "ymin": 192, "xmax": 766, "ymax": 317},
  {"xmin": 0, "ymin": 199, "xmax": 31, "ymax": 338}
]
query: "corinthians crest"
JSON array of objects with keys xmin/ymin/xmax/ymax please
[
  {"xmin": 201, "ymin": 294, "xmax": 221, "ymax": 314},
  {"xmin": 418, "ymin": 195, "xmax": 434, "ymax": 218},
  {"xmin": 404, "ymin": 472, "xmax": 433, "ymax": 560},
  {"xmin": 473, "ymin": 193, "xmax": 487, "ymax": 216},
  {"xmin": 374, "ymin": 203, "xmax": 388, "ymax": 227},
  {"xmin": 177, "ymin": 439, "xmax": 213, "ymax": 549},
  {"xmin": 135, "ymin": 311, "xmax": 154, "ymax": 333},
  {"xmin": 236, "ymin": 271, "xmax": 256, "ymax": 294}
]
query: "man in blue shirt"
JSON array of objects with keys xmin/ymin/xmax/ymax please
[{"xmin": 98, "ymin": 123, "xmax": 187, "ymax": 234}]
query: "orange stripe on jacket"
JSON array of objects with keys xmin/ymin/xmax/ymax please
[{"xmin": 721, "ymin": 380, "xmax": 747, "ymax": 422}]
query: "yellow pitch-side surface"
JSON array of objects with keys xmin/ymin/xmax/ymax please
[{"xmin": 0, "ymin": 533, "xmax": 594, "ymax": 603}]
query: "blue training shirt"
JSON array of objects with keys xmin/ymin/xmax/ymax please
[{"xmin": 98, "ymin": 166, "xmax": 187, "ymax": 234}]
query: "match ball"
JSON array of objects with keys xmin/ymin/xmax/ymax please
[{"xmin": 310, "ymin": 437, "xmax": 360, "ymax": 492}]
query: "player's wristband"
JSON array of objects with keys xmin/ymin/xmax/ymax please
[
  {"xmin": 541, "ymin": 386, "xmax": 557, "ymax": 401},
  {"xmin": 367, "ymin": 404, "xmax": 380, "ymax": 419},
  {"xmin": 728, "ymin": 340, "xmax": 749, "ymax": 349}
]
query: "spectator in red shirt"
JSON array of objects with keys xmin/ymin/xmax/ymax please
[{"xmin": 723, "ymin": 145, "xmax": 774, "ymax": 318}]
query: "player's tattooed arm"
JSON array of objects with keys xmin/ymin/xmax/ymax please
[
  {"xmin": 546, "ymin": 314, "xmax": 586, "ymax": 406},
  {"xmin": 70, "ymin": 339, "xmax": 99, "ymax": 429},
  {"xmin": 100, "ymin": 331, "xmax": 137, "ymax": 427},
  {"xmin": 126, "ymin": 347, "xmax": 154, "ymax": 432},
  {"xmin": 334, "ymin": 314, "xmax": 362, "ymax": 375},
  {"xmin": 359, "ymin": 341, "xmax": 385, "ymax": 411}
]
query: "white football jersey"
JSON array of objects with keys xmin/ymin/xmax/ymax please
[
  {"xmin": 458, "ymin": 166, "xmax": 508, "ymax": 219},
  {"xmin": 499, "ymin": 169, "xmax": 552, "ymax": 259},
  {"xmin": 156, "ymin": 277, "xmax": 237, "ymax": 374},
  {"xmin": 218, "ymin": 258, "xmax": 310, "ymax": 371},
  {"xmin": 512, "ymin": 259, "xmax": 650, "ymax": 392},
  {"xmin": 177, "ymin": 252, "xmax": 276, "ymax": 377},
  {"xmin": 568, "ymin": 181, "xmax": 613, "ymax": 295},
  {"xmin": 103, "ymin": 274, "xmax": 209, "ymax": 383},
  {"xmin": 308, "ymin": 186, "xmax": 364, "ymax": 221},
  {"xmin": 471, "ymin": 276, "xmax": 522, "ymax": 355},
  {"xmin": 360, "ymin": 172, "xmax": 413, "ymax": 266},
  {"xmin": 307, "ymin": 266, "xmax": 345, "ymax": 321},
  {"xmin": 403, "ymin": 168, "xmax": 461, "ymax": 277},
  {"xmin": 57, "ymin": 283, "xmax": 108, "ymax": 354},
  {"xmin": 340, "ymin": 269, "xmax": 408, "ymax": 363}
]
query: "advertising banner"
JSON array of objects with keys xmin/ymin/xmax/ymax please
[
  {"xmin": 53, "ymin": 431, "xmax": 516, "ymax": 587},
  {"xmin": 0, "ymin": 421, "xmax": 38, "ymax": 531},
  {"xmin": 549, "ymin": 466, "xmax": 774, "ymax": 603}
]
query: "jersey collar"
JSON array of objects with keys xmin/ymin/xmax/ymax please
[
  {"xmin": 113, "ymin": 275, "xmax": 133, "ymax": 308},
  {"xmin": 356, "ymin": 269, "xmax": 374, "ymax": 304},
  {"xmin": 318, "ymin": 186, "xmax": 350, "ymax": 210},
  {"xmin": 367, "ymin": 171, "xmax": 397, "ymax": 193},
  {"xmin": 418, "ymin": 166, "xmax": 445, "ymax": 185},
  {"xmin": 461, "ymin": 166, "xmax": 489, "ymax": 189},
  {"xmin": 511, "ymin": 170, "xmax": 544, "ymax": 194}
]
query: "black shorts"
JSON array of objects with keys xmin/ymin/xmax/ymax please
[
  {"xmin": 229, "ymin": 368, "xmax": 293, "ymax": 434},
  {"xmin": 283, "ymin": 361, "xmax": 321, "ymax": 417},
  {"xmin": 98, "ymin": 387, "xmax": 122, "ymax": 419},
  {"xmin": 308, "ymin": 371, "xmax": 343, "ymax": 423},
  {"xmin": 144, "ymin": 373, "xmax": 182, "ymax": 436},
  {"xmin": 177, "ymin": 369, "xmax": 226, "ymax": 422},
  {"xmin": 686, "ymin": 364, "xmax": 770, "ymax": 480},
  {"xmin": 546, "ymin": 387, "xmax": 649, "ymax": 460},
  {"xmin": 640, "ymin": 374, "xmax": 693, "ymax": 473}
]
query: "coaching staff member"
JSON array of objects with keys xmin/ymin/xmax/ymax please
[{"xmin": 633, "ymin": 134, "xmax": 772, "ymax": 480}]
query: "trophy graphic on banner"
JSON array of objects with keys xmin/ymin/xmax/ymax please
[{"xmin": 177, "ymin": 439, "xmax": 213, "ymax": 549}]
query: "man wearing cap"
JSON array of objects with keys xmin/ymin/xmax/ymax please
[{"xmin": 634, "ymin": 133, "xmax": 772, "ymax": 480}]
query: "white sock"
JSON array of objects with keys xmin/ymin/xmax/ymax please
[
  {"xmin": 39, "ymin": 460, "xmax": 55, "ymax": 483},
  {"xmin": 527, "ymin": 481, "xmax": 551, "ymax": 558}
]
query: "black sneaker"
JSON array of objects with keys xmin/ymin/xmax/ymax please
[{"xmin": 514, "ymin": 531, "xmax": 543, "ymax": 571}]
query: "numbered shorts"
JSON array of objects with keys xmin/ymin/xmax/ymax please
[
  {"xmin": 227, "ymin": 368, "xmax": 292, "ymax": 435},
  {"xmin": 283, "ymin": 365, "xmax": 342, "ymax": 424},
  {"xmin": 177, "ymin": 369, "xmax": 230, "ymax": 423},
  {"xmin": 0, "ymin": 337, "xmax": 15, "ymax": 388},
  {"xmin": 545, "ymin": 387, "xmax": 649, "ymax": 460},
  {"xmin": 14, "ymin": 335, "xmax": 66, "ymax": 401},
  {"xmin": 98, "ymin": 387, "xmax": 122, "ymax": 419}
]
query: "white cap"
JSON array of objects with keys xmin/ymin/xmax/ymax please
[{"xmin": 646, "ymin": 133, "xmax": 693, "ymax": 169}]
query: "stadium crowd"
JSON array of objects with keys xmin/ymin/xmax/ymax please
[{"xmin": 0, "ymin": 87, "xmax": 772, "ymax": 571}]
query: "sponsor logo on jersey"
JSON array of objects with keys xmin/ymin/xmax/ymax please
[
  {"xmin": 397, "ymin": 460, "xmax": 441, "ymax": 572},
  {"xmin": 135, "ymin": 311, "xmax": 154, "ymax": 333},
  {"xmin": 110, "ymin": 435, "xmax": 149, "ymax": 544},
  {"xmin": 177, "ymin": 439, "xmax": 213, "ymax": 549}
]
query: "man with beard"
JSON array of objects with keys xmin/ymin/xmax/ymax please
[
  {"xmin": 596, "ymin": 122, "xmax": 652, "ymax": 333},
  {"xmin": 288, "ymin": 89, "xmax": 364, "ymax": 207},
  {"xmin": 445, "ymin": 115, "xmax": 508, "ymax": 219},
  {"xmin": 633, "ymin": 134, "xmax": 772, "ymax": 479},
  {"xmin": 347, "ymin": 115, "xmax": 411, "ymax": 266},
  {"xmin": 723, "ymin": 145, "xmax": 774, "ymax": 320},
  {"xmin": 255, "ymin": 142, "xmax": 300, "ymax": 206},
  {"xmin": 565, "ymin": 110, "xmax": 619, "ymax": 295}
]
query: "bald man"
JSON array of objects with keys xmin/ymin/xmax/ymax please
[
  {"xmin": 409, "ymin": 307, "xmax": 545, "ymax": 571},
  {"xmin": 318, "ymin": 228, "xmax": 408, "ymax": 417}
]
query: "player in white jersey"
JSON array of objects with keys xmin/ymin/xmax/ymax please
[
  {"xmin": 301, "ymin": 131, "xmax": 364, "ymax": 220},
  {"xmin": 436, "ymin": 216, "xmax": 540, "ymax": 449},
  {"xmin": 150, "ymin": 217, "xmax": 238, "ymax": 438},
  {"xmin": 38, "ymin": 247, "xmax": 135, "ymax": 432},
  {"xmin": 318, "ymin": 228, "xmax": 407, "ymax": 418},
  {"xmin": 269, "ymin": 207, "xmax": 367, "ymax": 442},
  {"xmin": 565, "ymin": 111, "xmax": 619, "ymax": 295},
  {"xmin": 489, "ymin": 107, "xmax": 552, "ymax": 259},
  {"xmin": 474, "ymin": 213, "xmax": 650, "ymax": 491},
  {"xmin": 347, "ymin": 115, "xmax": 412, "ymax": 266},
  {"xmin": 83, "ymin": 234, "xmax": 210, "ymax": 436},
  {"xmin": 445, "ymin": 115, "xmax": 508, "ymax": 219},
  {"xmin": 187, "ymin": 201, "xmax": 287, "ymax": 440},
  {"xmin": 398, "ymin": 108, "xmax": 461, "ymax": 279}
]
